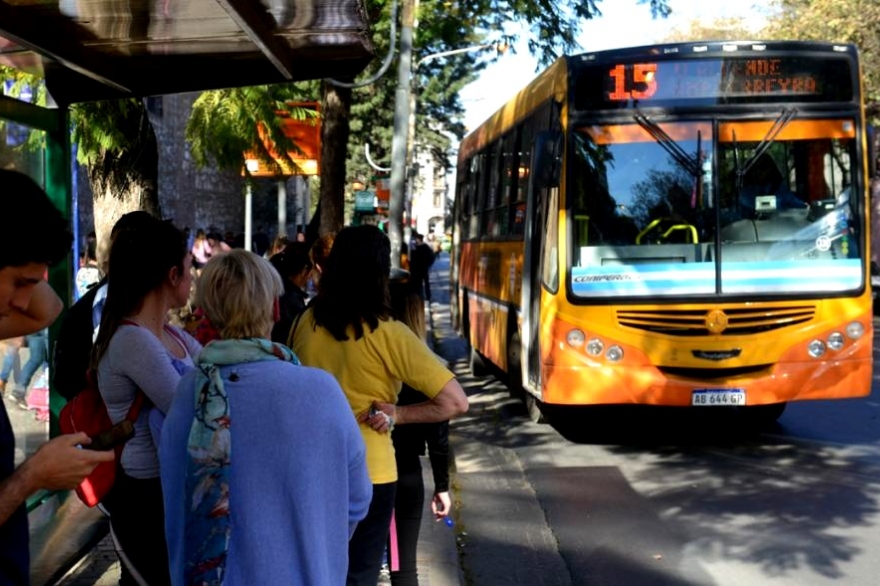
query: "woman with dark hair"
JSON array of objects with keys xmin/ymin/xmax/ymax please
[
  {"xmin": 289, "ymin": 225, "xmax": 468, "ymax": 586},
  {"xmin": 92, "ymin": 218, "xmax": 202, "ymax": 586},
  {"xmin": 269, "ymin": 241, "xmax": 311, "ymax": 344}
]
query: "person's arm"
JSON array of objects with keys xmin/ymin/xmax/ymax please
[
  {"xmin": 0, "ymin": 281, "xmax": 63, "ymax": 340},
  {"xmin": 0, "ymin": 432, "xmax": 114, "ymax": 526},
  {"xmin": 426, "ymin": 420, "xmax": 450, "ymax": 492},
  {"xmin": 395, "ymin": 379, "xmax": 467, "ymax": 425},
  {"xmin": 427, "ymin": 420, "xmax": 452, "ymax": 520},
  {"xmin": 107, "ymin": 327, "xmax": 190, "ymax": 414},
  {"xmin": 363, "ymin": 378, "xmax": 467, "ymax": 432}
]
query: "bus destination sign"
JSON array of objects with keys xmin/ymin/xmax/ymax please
[{"xmin": 574, "ymin": 56, "xmax": 854, "ymax": 108}]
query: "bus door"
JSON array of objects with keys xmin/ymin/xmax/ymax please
[{"xmin": 521, "ymin": 131, "xmax": 561, "ymax": 395}]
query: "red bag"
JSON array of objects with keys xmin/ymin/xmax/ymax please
[{"xmin": 59, "ymin": 369, "xmax": 144, "ymax": 507}]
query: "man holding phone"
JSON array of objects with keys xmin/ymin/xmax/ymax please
[{"xmin": 0, "ymin": 170, "xmax": 114, "ymax": 585}]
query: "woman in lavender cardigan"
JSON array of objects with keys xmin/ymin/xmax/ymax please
[{"xmin": 160, "ymin": 250, "xmax": 372, "ymax": 585}]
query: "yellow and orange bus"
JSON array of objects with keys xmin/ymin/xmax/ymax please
[{"xmin": 451, "ymin": 40, "xmax": 875, "ymax": 427}]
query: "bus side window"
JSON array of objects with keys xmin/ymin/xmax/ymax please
[
  {"xmin": 482, "ymin": 143, "xmax": 500, "ymax": 236},
  {"xmin": 511, "ymin": 122, "xmax": 532, "ymax": 237},
  {"xmin": 497, "ymin": 130, "xmax": 518, "ymax": 237},
  {"xmin": 541, "ymin": 187, "xmax": 560, "ymax": 291}
]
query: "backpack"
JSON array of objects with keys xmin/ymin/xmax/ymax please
[
  {"xmin": 59, "ymin": 369, "xmax": 145, "ymax": 507},
  {"xmin": 53, "ymin": 280, "xmax": 104, "ymax": 400}
]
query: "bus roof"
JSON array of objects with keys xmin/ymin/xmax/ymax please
[
  {"xmin": 458, "ymin": 40, "xmax": 859, "ymax": 163},
  {"xmin": 0, "ymin": 0, "xmax": 374, "ymax": 104}
]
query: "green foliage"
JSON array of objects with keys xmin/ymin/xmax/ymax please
[
  {"xmin": 344, "ymin": 0, "xmax": 673, "ymax": 187},
  {"xmin": 660, "ymin": 17, "xmax": 758, "ymax": 43},
  {"xmin": 762, "ymin": 0, "xmax": 880, "ymax": 121},
  {"xmin": 186, "ymin": 85, "xmax": 317, "ymax": 176},
  {"xmin": 0, "ymin": 66, "xmax": 48, "ymax": 153},
  {"xmin": 71, "ymin": 99, "xmax": 149, "ymax": 165}
]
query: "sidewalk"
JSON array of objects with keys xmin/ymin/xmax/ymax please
[{"xmin": 58, "ymin": 459, "xmax": 463, "ymax": 585}]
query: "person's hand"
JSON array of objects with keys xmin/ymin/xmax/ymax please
[
  {"xmin": 356, "ymin": 401, "xmax": 396, "ymax": 434},
  {"xmin": 19, "ymin": 433, "xmax": 115, "ymax": 492},
  {"xmin": 432, "ymin": 491, "xmax": 451, "ymax": 520}
]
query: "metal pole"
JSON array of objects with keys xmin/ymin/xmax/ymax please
[
  {"xmin": 404, "ymin": 89, "xmax": 416, "ymax": 249},
  {"xmin": 389, "ymin": 0, "xmax": 417, "ymax": 269},
  {"xmin": 277, "ymin": 179, "xmax": 287, "ymax": 237},
  {"xmin": 244, "ymin": 182, "xmax": 253, "ymax": 252},
  {"xmin": 303, "ymin": 178, "xmax": 311, "ymax": 232}
]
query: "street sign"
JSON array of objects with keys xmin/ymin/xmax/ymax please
[{"xmin": 354, "ymin": 190, "xmax": 376, "ymax": 212}]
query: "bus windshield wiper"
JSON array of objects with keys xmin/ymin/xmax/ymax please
[
  {"xmin": 634, "ymin": 113, "xmax": 702, "ymax": 177},
  {"xmin": 736, "ymin": 107, "xmax": 798, "ymax": 188}
]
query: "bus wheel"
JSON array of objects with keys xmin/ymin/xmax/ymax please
[
  {"xmin": 469, "ymin": 346, "xmax": 490, "ymax": 377},
  {"xmin": 506, "ymin": 332, "xmax": 524, "ymax": 400},
  {"xmin": 525, "ymin": 392, "xmax": 548, "ymax": 424},
  {"xmin": 740, "ymin": 402, "xmax": 787, "ymax": 426}
]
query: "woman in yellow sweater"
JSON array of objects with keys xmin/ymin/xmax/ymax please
[{"xmin": 289, "ymin": 225, "xmax": 468, "ymax": 586}]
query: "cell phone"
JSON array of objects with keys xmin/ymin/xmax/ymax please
[{"xmin": 85, "ymin": 421, "xmax": 135, "ymax": 451}]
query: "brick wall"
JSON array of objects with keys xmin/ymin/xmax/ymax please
[{"xmin": 74, "ymin": 93, "xmax": 311, "ymax": 248}]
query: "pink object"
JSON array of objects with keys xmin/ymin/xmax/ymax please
[
  {"xmin": 389, "ymin": 509, "xmax": 400, "ymax": 572},
  {"xmin": 27, "ymin": 376, "xmax": 49, "ymax": 422}
]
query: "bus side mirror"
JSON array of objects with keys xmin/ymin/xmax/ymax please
[{"xmin": 533, "ymin": 130, "xmax": 562, "ymax": 189}]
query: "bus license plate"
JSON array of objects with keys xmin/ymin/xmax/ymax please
[{"xmin": 692, "ymin": 389, "xmax": 746, "ymax": 406}]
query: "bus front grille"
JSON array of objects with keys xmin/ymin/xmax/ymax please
[
  {"xmin": 616, "ymin": 306, "xmax": 816, "ymax": 336},
  {"xmin": 658, "ymin": 365, "xmax": 772, "ymax": 379}
]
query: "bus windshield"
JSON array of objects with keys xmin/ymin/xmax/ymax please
[{"xmin": 569, "ymin": 117, "xmax": 862, "ymax": 299}]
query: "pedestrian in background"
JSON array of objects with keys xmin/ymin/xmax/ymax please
[
  {"xmin": 269, "ymin": 242, "xmax": 311, "ymax": 344},
  {"xmin": 387, "ymin": 279, "xmax": 452, "ymax": 586},
  {"xmin": 191, "ymin": 229, "xmax": 211, "ymax": 271},
  {"xmin": 408, "ymin": 233, "xmax": 435, "ymax": 302},
  {"xmin": 0, "ymin": 337, "xmax": 22, "ymax": 397},
  {"xmin": 307, "ymin": 231, "xmax": 335, "ymax": 297},
  {"xmin": 7, "ymin": 328, "xmax": 47, "ymax": 410}
]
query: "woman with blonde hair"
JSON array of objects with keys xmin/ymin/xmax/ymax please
[
  {"xmin": 160, "ymin": 250, "xmax": 371, "ymax": 585},
  {"xmin": 387, "ymin": 279, "xmax": 452, "ymax": 586}
]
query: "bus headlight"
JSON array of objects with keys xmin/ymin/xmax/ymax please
[
  {"xmin": 605, "ymin": 345, "xmax": 624, "ymax": 362},
  {"xmin": 566, "ymin": 329, "xmax": 585, "ymax": 348},
  {"xmin": 827, "ymin": 332, "xmax": 845, "ymax": 351},
  {"xmin": 846, "ymin": 321, "xmax": 865, "ymax": 340},
  {"xmin": 586, "ymin": 338, "xmax": 604, "ymax": 356},
  {"xmin": 807, "ymin": 339, "xmax": 826, "ymax": 358}
]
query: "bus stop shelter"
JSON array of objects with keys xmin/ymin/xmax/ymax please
[{"xmin": 0, "ymin": 1, "xmax": 373, "ymax": 583}]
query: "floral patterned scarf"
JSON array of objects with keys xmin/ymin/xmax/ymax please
[{"xmin": 184, "ymin": 338, "xmax": 300, "ymax": 585}]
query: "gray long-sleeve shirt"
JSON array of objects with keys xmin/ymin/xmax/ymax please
[{"xmin": 97, "ymin": 323, "xmax": 201, "ymax": 478}]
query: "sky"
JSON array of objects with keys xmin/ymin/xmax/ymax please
[{"xmin": 458, "ymin": 0, "xmax": 772, "ymax": 132}]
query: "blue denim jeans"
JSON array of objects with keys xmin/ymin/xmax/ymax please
[
  {"xmin": 0, "ymin": 340, "xmax": 22, "ymax": 384},
  {"xmin": 13, "ymin": 330, "xmax": 48, "ymax": 398}
]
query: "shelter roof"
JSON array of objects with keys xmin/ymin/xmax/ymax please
[{"xmin": 0, "ymin": 0, "xmax": 374, "ymax": 103}]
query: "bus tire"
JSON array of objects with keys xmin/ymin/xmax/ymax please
[
  {"xmin": 506, "ymin": 331, "xmax": 524, "ymax": 400},
  {"xmin": 470, "ymin": 346, "xmax": 490, "ymax": 377},
  {"xmin": 525, "ymin": 392, "xmax": 548, "ymax": 424}
]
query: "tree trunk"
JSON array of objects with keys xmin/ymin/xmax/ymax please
[
  {"xmin": 88, "ymin": 101, "xmax": 160, "ymax": 260},
  {"xmin": 318, "ymin": 81, "xmax": 353, "ymax": 235}
]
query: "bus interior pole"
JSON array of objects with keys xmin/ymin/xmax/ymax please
[{"xmin": 388, "ymin": 0, "xmax": 416, "ymax": 269}]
